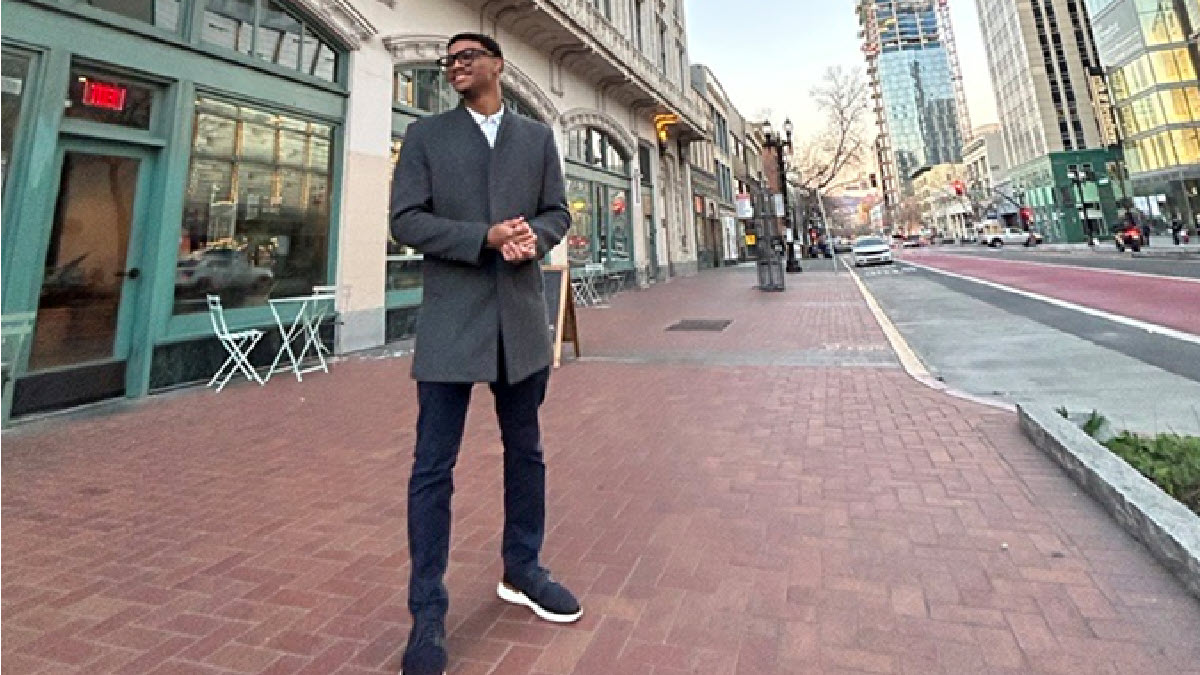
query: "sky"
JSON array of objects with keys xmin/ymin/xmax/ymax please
[{"xmin": 685, "ymin": 0, "xmax": 998, "ymax": 146}]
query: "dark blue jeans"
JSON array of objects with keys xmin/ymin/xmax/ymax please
[{"xmin": 406, "ymin": 364, "xmax": 550, "ymax": 620}]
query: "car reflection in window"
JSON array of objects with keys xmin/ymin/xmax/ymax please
[{"xmin": 175, "ymin": 245, "xmax": 274, "ymax": 310}]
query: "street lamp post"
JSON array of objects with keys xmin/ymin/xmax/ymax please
[{"xmin": 762, "ymin": 118, "xmax": 801, "ymax": 273}]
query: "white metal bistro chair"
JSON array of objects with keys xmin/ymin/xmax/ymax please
[
  {"xmin": 579, "ymin": 263, "xmax": 605, "ymax": 305},
  {"xmin": 206, "ymin": 294, "xmax": 265, "ymax": 392},
  {"xmin": 2, "ymin": 312, "xmax": 36, "ymax": 426},
  {"xmin": 306, "ymin": 284, "xmax": 339, "ymax": 371}
]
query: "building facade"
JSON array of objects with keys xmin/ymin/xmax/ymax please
[
  {"xmin": 962, "ymin": 123, "xmax": 1015, "ymax": 220},
  {"xmin": 857, "ymin": 0, "xmax": 970, "ymax": 221},
  {"xmin": 0, "ymin": 0, "xmax": 705, "ymax": 418},
  {"xmin": 1085, "ymin": 0, "xmax": 1200, "ymax": 230},
  {"xmin": 688, "ymin": 64, "xmax": 744, "ymax": 267},
  {"xmin": 975, "ymin": 0, "xmax": 1126, "ymax": 241},
  {"xmin": 911, "ymin": 163, "xmax": 971, "ymax": 238}
]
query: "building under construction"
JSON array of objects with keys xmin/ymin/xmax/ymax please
[{"xmin": 857, "ymin": 0, "xmax": 971, "ymax": 228}]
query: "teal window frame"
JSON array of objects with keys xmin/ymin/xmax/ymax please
[
  {"xmin": 1, "ymin": 0, "xmax": 349, "ymax": 352},
  {"xmin": 1, "ymin": 45, "xmax": 44, "ymax": 291},
  {"xmin": 24, "ymin": 0, "xmax": 349, "ymax": 88}
]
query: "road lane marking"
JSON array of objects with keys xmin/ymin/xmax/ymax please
[
  {"xmin": 900, "ymin": 260, "xmax": 1200, "ymax": 347},
  {"xmin": 906, "ymin": 252, "xmax": 1200, "ymax": 283}
]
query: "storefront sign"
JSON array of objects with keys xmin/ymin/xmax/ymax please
[{"xmin": 736, "ymin": 193, "xmax": 753, "ymax": 219}]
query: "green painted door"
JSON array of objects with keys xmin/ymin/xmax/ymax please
[{"xmin": 15, "ymin": 138, "xmax": 158, "ymax": 414}]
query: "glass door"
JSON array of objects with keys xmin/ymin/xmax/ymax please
[{"xmin": 19, "ymin": 140, "xmax": 154, "ymax": 412}]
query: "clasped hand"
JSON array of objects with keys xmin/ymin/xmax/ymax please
[{"xmin": 487, "ymin": 216, "xmax": 538, "ymax": 262}]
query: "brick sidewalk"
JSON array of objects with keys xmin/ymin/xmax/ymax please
[{"xmin": 3, "ymin": 267, "xmax": 1198, "ymax": 674}]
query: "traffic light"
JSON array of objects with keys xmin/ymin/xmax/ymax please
[
  {"xmin": 1020, "ymin": 207, "xmax": 1034, "ymax": 225},
  {"xmin": 952, "ymin": 180, "xmax": 965, "ymax": 196}
]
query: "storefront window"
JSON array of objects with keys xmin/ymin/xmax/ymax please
[
  {"xmin": 1, "ymin": 52, "xmax": 30, "ymax": 196},
  {"xmin": 566, "ymin": 178, "xmax": 595, "ymax": 265},
  {"xmin": 387, "ymin": 136, "xmax": 422, "ymax": 291},
  {"xmin": 565, "ymin": 180, "xmax": 632, "ymax": 266},
  {"xmin": 175, "ymin": 96, "xmax": 333, "ymax": 314},
  {"xmin": 203, "ymin": 0, "xmax": 339, "ymax": 82},
  {"xmin": 84, "ymin": 0, "xmax": 181, "ymax": 31}
]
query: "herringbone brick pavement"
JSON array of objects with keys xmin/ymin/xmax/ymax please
[{"xmin": 3, "ymin": 267, "xmax": 1197, "ymax": 674}]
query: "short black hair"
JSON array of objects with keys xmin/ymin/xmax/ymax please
[{"xmin": 447, "ymin": 32, "xmax": 503, "ymax": 59}]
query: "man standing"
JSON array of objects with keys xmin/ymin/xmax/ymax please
[{"xmin": 390, "ymin": 33, "xmax": 581, "ymax": 675}]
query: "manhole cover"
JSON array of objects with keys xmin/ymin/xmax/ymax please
[{"xmin": 666, "ymin": 319, "xmax": 732, "ymax": 332}]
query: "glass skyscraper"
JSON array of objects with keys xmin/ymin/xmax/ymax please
[{"xmin": 858, "ymin": 0, "xmax": 968, "ymax": 222}]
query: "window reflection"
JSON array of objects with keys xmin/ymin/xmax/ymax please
[
  {"xmin": 85, "ymin": 0, "xmax": 181, "ymax": 31},
  {"xmin": 176, "ymin": 97, "xmax": 332, "ymax": 314},
  {"xmin": 203, "ymin": 0, "xmax": 339, "ymax": 82},
  {"xmin": 1, "ymin": 52, "xmax": 30, "ymax": 197},
  {"xmin": 565, "ymin": 127, "xmax": 629, "ymax": 174},
  {"xmin": 387, "ymin": 136, "xmax": 422, "ymax": 292}
]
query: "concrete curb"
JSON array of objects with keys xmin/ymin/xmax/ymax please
[{"xmin": 1018, "ymin": 403, "xmax": 1200, "ymax": 600}]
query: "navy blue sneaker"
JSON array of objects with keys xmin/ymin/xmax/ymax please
[
  {"xmin": 497, "ymin": 569, "xmax": 582, "ymax": 623},
  {"xmin": 400, "ymin": 617, "xmax": 446, "ymax": 675}
]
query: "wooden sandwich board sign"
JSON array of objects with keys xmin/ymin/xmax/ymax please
[{"xmin": 542, "ymin": 265, "xmax": 580, "ymax": 368}]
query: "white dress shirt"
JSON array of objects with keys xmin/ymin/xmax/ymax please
[{"xmin": 467, "ymin": 105, "xmax": 504, "ymax": 148}]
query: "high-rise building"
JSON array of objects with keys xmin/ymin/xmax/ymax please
[
  {"xmin": 975, "ymin": 0, "xmax": 1126, "ymax": 242},
  {"xmin": 1085, "ymin": 0, "xmax": 1200, "ymax": 231},
  {"xmin": 857, "ymin": 0, "xmax": 970, "ymax": 226}
]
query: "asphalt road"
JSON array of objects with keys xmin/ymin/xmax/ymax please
[
  {"xmin": 910, "ymin": 244, "xmax": 1200, "ymax": 279},
  {"xmin": 853, "ymin": 259, "xmax": 1200, "ymax": 435}
]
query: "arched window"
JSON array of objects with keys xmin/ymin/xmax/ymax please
[
  {"xmin": 392, "ymin": 66, "xmax": 542, "ymax": 120},
  {"xmin": 200, "ymin": 0, "xmax": 341, "ymax": 82},
  {"xmin": 565, "ymin": 127, "xmax": 630, "ymax": 175}
]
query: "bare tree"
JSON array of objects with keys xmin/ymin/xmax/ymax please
[{"xmin": 789, "ymin": 67, "xmax": 870, "ymax": 193}]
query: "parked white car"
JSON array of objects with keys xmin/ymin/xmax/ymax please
[
  {"xmin": 851, "ymin": 236, "xmax": 893, "ymax": 266},
  {"xmin": 983, "ymin": 227, "xmax": 1042, "ymax": 247}
]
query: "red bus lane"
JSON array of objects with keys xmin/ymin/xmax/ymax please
[{"xmin": 900, "ymin": 251, "xmax": 1200, "ymax": 336}]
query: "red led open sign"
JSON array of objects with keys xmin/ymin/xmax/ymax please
[{"xmin": 81, "ymin": 79, "xmax": 128, "ymax": 112}]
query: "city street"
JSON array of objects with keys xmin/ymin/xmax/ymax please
[
  {"xmin": 855, "ymin": 248, "xmax": 1200, "ymax": 435},
  {"xmin": 4, "ymin": 267, "xmax": 1199, "ymax": 675}
]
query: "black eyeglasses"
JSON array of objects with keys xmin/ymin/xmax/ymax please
[{"xmin": 436, "ymin": 49, "xmax": 496, "ymax": 69}]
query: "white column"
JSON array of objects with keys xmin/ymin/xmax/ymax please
[{"xmin": 334, "ymin": 43, "xmax": 393, "ymax": 353}]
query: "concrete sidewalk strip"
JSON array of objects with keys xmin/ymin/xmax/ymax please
[{"xmin": 3, "ymin": 267, "xmax": 1199, "ymax": 674}]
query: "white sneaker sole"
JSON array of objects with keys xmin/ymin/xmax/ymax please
[{"xmin": 496, "ymin": 582, "xmax": 583, "ymax": 623}]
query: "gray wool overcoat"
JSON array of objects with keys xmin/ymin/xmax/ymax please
[{"xmin": 390, "ymin": 104, "xmax": 571, "ymax": 383}]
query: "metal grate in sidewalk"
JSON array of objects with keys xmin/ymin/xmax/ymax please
[{"xmin": 666, "ymin": 318, "xmax": 732, "ymax": 332}]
